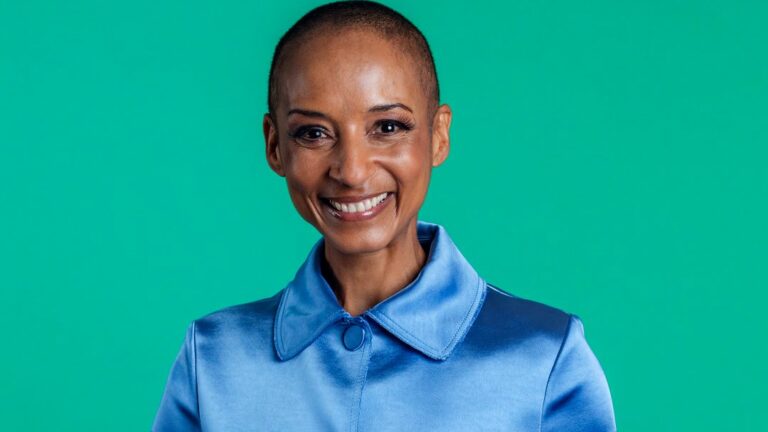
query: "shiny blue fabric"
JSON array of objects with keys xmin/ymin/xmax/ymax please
[{"xmin": 153, "ymin": 222, "xmax": 616, "ymax": 431}]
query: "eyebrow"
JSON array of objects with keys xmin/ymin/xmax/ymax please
[
  {"xmin": 286, "ymin": 103, "xmax": 413, "ymax": 118},
  {"xmin": 287, "ymin": 108, "xmax": 328, "ymax": 118},
  {"xmin": 369, "ymin": 103, "xmax": 413, "ymax": 113}
]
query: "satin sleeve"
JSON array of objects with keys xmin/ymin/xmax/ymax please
[
  {"xmin": 541, "ymin": 315, "xmax": 616, "ymax": 432},
  {"xmin": 152, "ymin": 322, "xmax": 201, "ymax": 432}
]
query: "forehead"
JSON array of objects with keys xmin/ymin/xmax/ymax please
[{"xmin": 275, "ymin": 28, "xmax": 429, "ymax": 115}]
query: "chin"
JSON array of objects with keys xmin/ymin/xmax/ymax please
[{"xmin": 321, "ymin": 227, "xmax": 394, "ymax": 256}]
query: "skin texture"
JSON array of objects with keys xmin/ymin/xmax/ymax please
[{"xmin": 263, "ymin": 28, "xmax": 452, "ymax": 316}]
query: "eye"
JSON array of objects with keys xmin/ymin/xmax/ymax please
[
  {"xmin": 291, "ymin": 126, "xmax": 331, "ymax": 143},
  {"xmin": 374, "ymin": 119, "xmax": 413, "ymax": 135},
  {"xmin": 379, "ymin": 121, "xmax": 399, "ymax": 134}
]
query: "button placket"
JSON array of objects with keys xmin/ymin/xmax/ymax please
[{"xmin": 339, "ymin": 318, "xmax": 372, "ymax": 432}]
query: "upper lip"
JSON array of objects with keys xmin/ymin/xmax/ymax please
[{"xmin": 321, "ymin": 192, "xmax": 390, "ymax": 203}]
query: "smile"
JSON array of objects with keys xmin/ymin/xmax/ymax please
[
  {"xmin": 321, "ymin": 192, "xmax": 393, "ymax": 221},
  {"xmin": 328, "ymin": 192, "xmax": 389, "ymax": 213}
]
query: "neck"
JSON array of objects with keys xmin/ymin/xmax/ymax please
[{"xmin": 322, "ymin": 222, "xmax": 427, "ymax": 317}]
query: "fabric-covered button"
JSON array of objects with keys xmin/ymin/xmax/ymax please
[{"xmin": 342, "ymin": 324, "xmax": 365, "ymax": 351}]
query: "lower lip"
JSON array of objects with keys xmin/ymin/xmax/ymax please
[{"xmin": 322, "ymin": 193, "xmax": 394, "ymax": 222}]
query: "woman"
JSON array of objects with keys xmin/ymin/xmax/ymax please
[{"xmin": 153, "ymin": 2, "xmax": 616, "ymax": 431}]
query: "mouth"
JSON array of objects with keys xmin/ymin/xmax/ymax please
[{"xmin": 320, "ymin": 192, "xmax": 394, "ymax": 222}]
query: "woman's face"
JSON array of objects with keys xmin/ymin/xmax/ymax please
[{"xmin": 264, "ymin": 28, "xmax": 451, "ymax": 255}]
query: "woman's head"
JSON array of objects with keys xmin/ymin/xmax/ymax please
[
  {"xmin": 264, "ymin": 1, "xmax": 452, "ymax": 255},
  {"xmin": 267, "ymin": 1, "xmax": 440, "ymax": 117}
]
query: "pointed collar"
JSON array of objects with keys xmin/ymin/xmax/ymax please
[{"xmin": 274, "ymin": 221, "xmax": 487, "ymax": 361}]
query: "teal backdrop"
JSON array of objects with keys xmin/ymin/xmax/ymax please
[{"xmin": 1, "ymin": 0, "xmax": 766, "ymax": 430}]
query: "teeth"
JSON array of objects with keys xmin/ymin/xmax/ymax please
[{"xmin": 328, "ymin": 192, "xmax": 388, "ymax": 214}]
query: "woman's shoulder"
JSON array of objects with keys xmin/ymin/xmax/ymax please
[
  {"xmin": 475, "ymin": 282, "xmax": 575, "ymax": 341},
  {"xmin": 191, "ymin": 290, "xmax": 284, "ymax": 336},
  {"xmin": 467, "ymin": 283, "xmax": 598, "ymax": 377}
]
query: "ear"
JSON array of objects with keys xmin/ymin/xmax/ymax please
[
  {"xmin": 430, "ymin": 104, "xmax": 452, "ymax": 167},
  {"xmin": 263, "ymin": 113, "xmax": 285, "ymax": 177}
]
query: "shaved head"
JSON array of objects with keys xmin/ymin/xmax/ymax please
[{"xmin": 267, "ymin": 1, "xmax": 440, "ymax": 115}]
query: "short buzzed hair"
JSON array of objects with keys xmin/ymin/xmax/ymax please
[{"xmin": 267, "ymin": 0, "xmax": 440, "ymax": 115}]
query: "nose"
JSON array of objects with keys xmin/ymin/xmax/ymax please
[{"xmin": 328, "ymin": 134, "xmax": 375, "ymax": 187}]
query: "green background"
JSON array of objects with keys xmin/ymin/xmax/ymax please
[{"xmin": 2, "ymin": 0, "xmax": 766, "ymax": 430}]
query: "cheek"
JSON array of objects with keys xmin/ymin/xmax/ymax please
[
  {"xmin": 281, "ymin": 149, "xmax": 328, "ymax": 215},
  {"xmin": 283, "ymin": 164, "xmax": 322, "ymax": 227},
  {"xmin": 283, "ymin": 148, "xmax": 325, "ymax": 191},
  {"xmin": 389, "ymin": 138, "xmax": 433, "ymax": 204}
]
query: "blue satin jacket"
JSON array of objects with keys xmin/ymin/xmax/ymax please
[{"xmin": 153, "ymin": 222, "xmax": 616, "ymax": 431}]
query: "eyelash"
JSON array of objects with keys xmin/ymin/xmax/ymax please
[
  {"xmin": 376, "ymin": 119, "xmax": 414, "ymax": 135},
  {"xmin": 290, "ymin": 125, "xmax": 329, "ymax": 141},
  {"xmin": 290, "ymin": 119, "xmax": 415, "ymax": 143}
]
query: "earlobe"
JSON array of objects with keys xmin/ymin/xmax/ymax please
[
  {"xmin": 263, "ymin": 114, "xmax": 286, "ymax": 177},
  {"xmin": 431, "ymin": 104, "xmax": 452, "ymax": 167}
]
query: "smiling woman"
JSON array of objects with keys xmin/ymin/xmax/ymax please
[
  {"xmin": 263, "ymin": 18, "xmax": 452, "ymax": 316},
  {"xmin": 152, "ymin": 1, "xmax": 616, "ymax": 431}
]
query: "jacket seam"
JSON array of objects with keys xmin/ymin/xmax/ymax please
[
  {"xmin": 539, "ymin": 314, "xmax": 574, "ymax": 432},
  {"xmin": 274, "ymin": 288, "xmax": 289, "ymax": 356},
  {"xmin": 486, "ymin": 282, "xmax": 517, "ymax": 298},
  {"xmin": 191, "ymin": 320, "xmax": 200, "ymax": 422},
  {"xmin": 349, "ymin": 325, "xmax": 372, "ymax": 432}
]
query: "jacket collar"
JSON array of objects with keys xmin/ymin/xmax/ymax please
[{"xmin": 274, "ymin": 221, "xmax": 487, "ymax": 361}]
